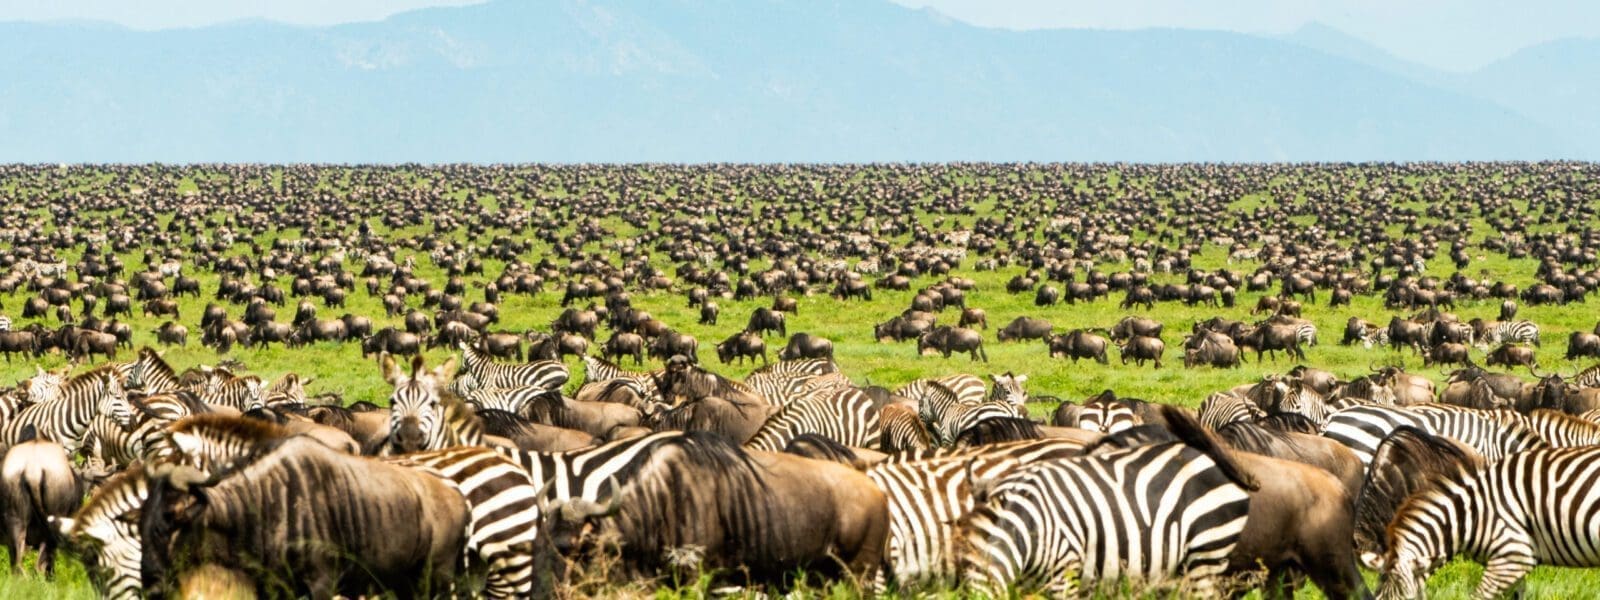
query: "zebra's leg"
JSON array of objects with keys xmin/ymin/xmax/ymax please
[{"xmin": 1475, "ymin": 538, "xmax": 1536, "ymax": 600}]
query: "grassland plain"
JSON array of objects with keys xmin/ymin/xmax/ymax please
[{"xmin": 0, "ymin": 167, "xmax": 1596, "ymax": 597}]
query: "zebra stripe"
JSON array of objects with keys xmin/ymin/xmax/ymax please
[
  {"xmin": 899, "ymin": 374, "xmax": 987, "ymax": 411},
  {"xmin": 1076, "ymin": 397, "xmax": 1141, "ymax": 434},
  {"xmin": 580, "ymin": 355, "xmax": 658, "ymax": 398},
  {"xmin": 198, "ymin": 375, "xmax": 266, "ymax": 412},
  {"xmin": 744, "ymin": 387, "xmax": 881, "ymax": 451},
  {"xmin": 1379, "ymin": 446, "xmax": 1600, "ymax": 599},
  {"xmin": 1492, "ymin": 409, "xmax": 1600, "ymax": 447},
  {"xmin": 384, "ymin": 446, "xmax": 542, "ymax": 599},
  {"xmin": 58, "ymin": 465, "xmax": 150, "ymax": 600},
  {"xmin": 462, "ymin": 385, "xmax": 551, "ymax": 414},
  {"xmin": 1321, "ymin": 404, "xmax": 1548, "ymax": 465},
  {"xmin": 987, "ymin": 372, "xmax": 1029, "ymax": 406},
  {"xmin": 867, "ymin": 442, "xmax": 1088, "ymax": 588},
  {"xmin": 744, "ymin": 359, "xmax": 840, "ymax": 405},
  {"xmin": 461, "ymin": 345, "xmax": 569, "ymax": 392},
  {"xmin": 1197, "ymin": 392, "xmax": 1262, "ymax": 431},
  {"xmin": 1270, "ymin": 381, "xmax": 1333, "ymax": 426},
  {"xmin": 1, "ymin": 368, "xmax": 132, "ymax": 454},
  {"xmin": 1478, "ymin": 320, "xmax": 1540, "ymax": 348},
  {"xmin": 960, "ymin": 442, "xmax": 1254, "ymax": 596},
  {"xmin": 0, "ymin": 315, "xmax": 11, "ymax": 332},
  {"xmin": 495, "ymin": 430, "xmax": 689, "ymax": 509},
  {"xmin": 117, "ymin": 348, "xmax": 183, "ymax": 394},
  {"xmin": 879, "ymin": 402, "xmax": 934, "ymax": 452},
  {"xmin": 1572, "ymin": 363, "xmax": 1600, "ymax": 389},
  {"xmin": 911, "ymin": 381, "xmax": 1023, "ymax": 445}
]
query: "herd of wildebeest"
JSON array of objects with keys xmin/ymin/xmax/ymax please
[{"xmin": 3, "ymin": 163, "xmax": 1600, "ymax": 598}]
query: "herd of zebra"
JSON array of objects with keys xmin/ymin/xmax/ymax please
[{"xmin": 4, "ymin": 340, "xmax": 1600, "ymax": 597}]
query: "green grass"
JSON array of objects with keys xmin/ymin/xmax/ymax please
[{"xmin": 1, "ymin": 164, "xmax": 1598, "ymax": 598}]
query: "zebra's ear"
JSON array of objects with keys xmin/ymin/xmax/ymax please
[
  {"xmin": 432, "ymin": 356, "xmax": 459, "ymax": 382},
  {"xmin": 380, "ymin": 353, "xmax": 406, "ymax": 386},
  {"xmin": 35, "ymin": 365, "xmax": 45, "ymax": 377}
]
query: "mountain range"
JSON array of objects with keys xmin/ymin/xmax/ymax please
[{"xmin": 0, "ymin": 0, "xmax": 1594, "ymax": 162}]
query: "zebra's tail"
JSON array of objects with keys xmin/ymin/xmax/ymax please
[{"xmin": 1159, "ymin": 404, "xmax": 1260, "ymax": 492}]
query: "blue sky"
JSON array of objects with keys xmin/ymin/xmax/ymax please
[{"xmin": 1, "ymin": 0, "xmax": 1595, "ymax": 71}]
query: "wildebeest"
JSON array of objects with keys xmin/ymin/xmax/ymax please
[
  {"xmin": 746, "ymin": 307, "xmax": 787, "ymax": 337},
  {"xmin": 153, "ymin": 322, "xmax": 188, "ymax": 348},
  {"xmin": 531, "ymin": 433, "xmax": 887, "ymax": 593},
  {"xmin": 1109, "ymin": 316, "xmax": 1162, "ymax": 342},
  {"xmin": 2, "ymin": 428, "xmax": 85, "ymax": 573},
  {"xmin": 1240, "ymin": 324, "xmax": 1306, "ymax": 362},
  {"xmin": 1118, "ymin": 335, "xmax": 1165, "ymax": 368},
  {"xmin": 716, "ymin": 331, "xmax": 767, "ymax": 365},
  {"xmin": 918, "ymin": 325, "xmax": 988, "ymax": 362},
  {"xmin": 1046, "ymin": 329, "xmax": 1109, "ymax": 364},
  {"xmin": 140, "ymin": 438, "xmax": 470, "ymax": 597},
  {"xmin": 362, "ymin": 327, "xmax": 422, "ymax": 359},
  {"xmin": 778, "ymin": 332, "xmax": 834, "ymax": 361},
  {"xmin": 648, "ymin": 330, "xmax": 699, "ymax": 363},
  {"xmin": 1567, "ymin": 332, "xmax": 1600, "ymax": 360},
  {"xmin": 996, "ymin": 317, "xmax": 1051, "ymax": 343},
  {"xmin": 1485, "ymin": 343, "xmax": 1538, "ymax": 372},
  {"xmin": 602, "ymin": 332, "xmax": 646, "ymax": 366},
  {"xmin": 958, "ymin": 307, "xmax": 987, "ymax": 330}
]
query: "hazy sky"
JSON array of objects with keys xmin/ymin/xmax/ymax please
[{"xmin": 2, "ymin": 0, "xmax": 1595, "ymax": 71}]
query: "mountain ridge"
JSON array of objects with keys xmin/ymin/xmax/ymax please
[{"xmin": 0, "ymin": 0, "xmax": 1590, "ymax": 162}]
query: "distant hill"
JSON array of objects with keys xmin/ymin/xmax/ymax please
[{"xmin": 0, "ymin": 0, "xmax": 1589, "ymax": 162}]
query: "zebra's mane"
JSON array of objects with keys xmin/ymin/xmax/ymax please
[
  {"xmin": 72, "ymin": 462, "xmax": 150, "ymax": 531},
  {"xmin": 57, "ymin": 365, "xmax": 120, "ymax": 398},
  {"xmin": 167, "ymin": 414, "xmax": 291, "ymax": 448}
]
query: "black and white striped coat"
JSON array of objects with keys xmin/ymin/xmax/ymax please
[
  {"xmin": 1, "ymin": 368, "xmax": 133, "ymax": 454},
  {"xmin": 1321, "ymin": 404, "xmax": 1547, "ymax": 465},
  {"xmin": 1379, "ymin": 446, "xmax": 1600, "ymax": 599},
  {"xmin": 960, "ymin": 442, "xmax": 1255, "ymax": 596},
  {"xmin": 744, "ymin": 386, "xmax": 881, "ymax": 451},
  {"xmin": 461, "ymin": 345, "xmax": 569, "ymax": 392}
]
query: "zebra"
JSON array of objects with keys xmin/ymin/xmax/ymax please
[
  {"xmin": 20, "ymin": 365, "xmax": 67, "ymax": 404},
  {"xmin": 263, "ymin": 373, "xmax": 308, "ymax": 408},
  {"xmin": 1572, "ymin": 363, "xmax": 1600, "ymax": 389},
  {"xmin": 960, "ymin": 441, "xmax": 1256, "ymax": 597},
  {"xmin": 1476, "ymin": 320, "xmax": 1539, "ymax": 350},
  {"xmin": 117, "ymin": 347, "xmax": 184, "ymax": 394},
  {"xmin": 580, "ymin": 355, "xmax": 658, "ymax": 397},
  {"xmin": 743, "ymin": 359, "xmax": 839, "ymax": 405},
  {"xmin": 50, "ymin": 465, "xmax": 150, "ymax": 600},
  {"xmin": 382, "ymin": 355, "xmax": 487, "ymax": 454},
  {"xmin": 197, "ymin": 374, "xmax": 267, "ymax": 412},
  {"xmin": 987, "ymin": 372, "xmax": 1029, "ymax": 406},
  {"xmin": 0, "ymin": 314, "xmax": 11, "ymax": 332},
  {"xmin": 1197, "ymin": 392, "xmax": 1263, "ymax": 431},
  {"xmin": 1, "ymin": 367, "xmax": 133, "ymax": 454},
  {"xmin": 1321, "ymin": 404, "xmax": 1547, "ymax": 465},
  {"xmin": 1075, "ymin": 394, "xmax": 1144, "ymax": 434},
  {"xmin": 879, "ymin": 402, "xmax": 934, "ymax": 452},
  {"xmin": 87, "ymin": 392, "xmax": 206, "ymax": 468},
  {"xmin": 1268, "ymin": 379, "xmax": 1333, "ymax": 426},
  {"xmin": 913, "ymin": 381, "xmax": 1023, "ymax": 445},
  {"xmin": 1296, "ymin": 322, "xmax": 1318, "ymax": 347},
  {"xmin": 1378, "ymin": 446, "xmax": 1600, "ymax": 599},
  {"xmin": 460, "ymin": 344, "xmax": 569, "ymax": 392},
  {"xmin": 744, "ymin": 386, "xmax": 881, "ymax": 451},
  {"xmin": 899, "ymin": 374, "xmax": 987, "ymax": 411},
  {"xmin": 1492, "ymin": 409, "xmax": 1600, "ymax": 447},
  {"xmin": 866, "ymin": 441, "xmax": 1089, "ymax": 588},
  {"xmin": 461, "ymin": 384, "xmax": 552, "ymax": 414}
]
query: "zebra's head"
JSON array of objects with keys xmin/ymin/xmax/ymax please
[
  {"xmin": 97, "ymin": 373, "xmax": 134, "ymax": 429},
  {"xmin": 243, "ymin": 377, "xmax": 268, "ymax": 412},
  {"xmin": 988, "ymin": 372, "xmax": 1029, "ymax": 405},
  {"xmin": 22, "ymin": 365, "xmax": 66, "ymax": 403},
  {"xmin": 382, "ymin": 354, "xmax": 458, "ymax": 454},
  {"xmin": 1375, "ymin": 543, "xmax": 1432, "ymax": 600},
  {"xmin": 54, "ymin": 468, "xmax": 148, "ymax": 600}
]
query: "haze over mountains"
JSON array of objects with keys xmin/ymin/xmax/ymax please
[{"xmin": 0, "ymin": 0, "xmax": 1593, "ymax": 163}]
